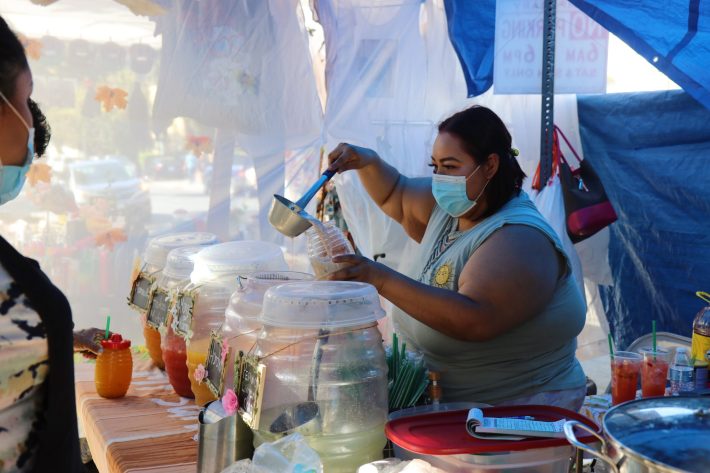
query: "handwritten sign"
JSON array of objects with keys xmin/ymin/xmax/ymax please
[
  {"xmin": 172, "ymin": 291, "xmax": 196, "ymax": 338},
  {"xmin": 237, "ymin": 351, "xmax": 265, "ymax": 430},
  {"xmin": 128, "ymin": 272, "xmax": 154, "ymax": 312},
  {"xmin": 494, "ymin": 0, "xmax": 608, "ymax": 94},
  {"xmin": 146, "ymin": 288, "xmax": 171, "ymax": 329},
  {"xmin": 205, "ymin": 332, "xmax": 227, "ymax": 397}
]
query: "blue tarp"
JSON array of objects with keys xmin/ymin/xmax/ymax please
[
  {"xmin": 443, "ymin": 0, "xmax": 495, "ymax": 97},
  {"xmin": 577, "ymin": 90, "xmax": 710, "ymax": 350},
  {"xmin": 570, "ymin": 0, "xmax": 710, "ymax": 112},
  {"xmin": 446, "ymin": 0, "xmax": 710, "ymax": 111}
]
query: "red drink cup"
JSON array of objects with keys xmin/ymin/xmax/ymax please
[
  {"xmin": 641, "ymin": 347, "xmax": 671, "ymax": 398},
  {"xmin": 611, "ymin": 351, "xmax": 642, "ymax": 405}
]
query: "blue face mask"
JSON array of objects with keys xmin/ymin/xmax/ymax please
[
  {"xmin": 432, "ymin": 165, "xmax": 490, "ymax": 218},
  {"xmin": 0, "ymin": 91, "xmax": 35, "ymax": 206}
]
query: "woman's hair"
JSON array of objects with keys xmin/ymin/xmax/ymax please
[
  {"xmin": 1, "ymin": 17, "xmax": 50, "ymax": 158},
  {"xmin": 438, "ymin": 105, "xmax": 526, "ymax": 217},
  {"xmin": 29, "ymin": 98, "xmax": 51, "ymax": 157},
  {"xmin": 0, "ymin": 16, "xmax": 29, "ymax": 100}
]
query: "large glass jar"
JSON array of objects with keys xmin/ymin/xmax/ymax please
[
  {"xmin": 253, "ymin": 281, "xmax": 388, "ymax": 473},
  {"xmin": 220, "ymin": 271, "xmax": 313, "ymax": 396},
  {"xmin": 185, "ymin": 241, "xmax": 288, "ymax": 406},
  {"xmin": 130, "ymin": 232, "xmax": 218, "ymax": 369},
  {"xmin": 158, "ymin": 246, "xmax": 206, "ymax": 398}
]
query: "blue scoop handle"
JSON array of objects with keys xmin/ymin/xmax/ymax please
[{"xmin": 295, "ymin": 169, "xmax": 336, "ymax": 209}]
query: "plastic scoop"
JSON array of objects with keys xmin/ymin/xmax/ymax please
[
  {"xmin": 268, "ymin": 169, "xmax": 335, "ymax": 237},
  {"xmin": 269, "ymin": 401, "xmax": 321, "ymax": 435}
]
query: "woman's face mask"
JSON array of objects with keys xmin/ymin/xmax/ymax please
[
  {"xmin": 0, "ymin": 90, "xmax": 35, "ymax": 206},
  {"xmin": 432, "ymin": 165, "xmax": 490, "ymax": 218}
]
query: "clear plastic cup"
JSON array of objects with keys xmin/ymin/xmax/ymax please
[
  {"xmin": 305, "ymin": 221, "xmax": 354, "ymax": 279},
  {"xmin": 640, "ymin": 347, "xmax": 671, "ymax": 398},
  {"xmin": 611, "ymin": 351, "xmax": 642, "ymax": 405}
]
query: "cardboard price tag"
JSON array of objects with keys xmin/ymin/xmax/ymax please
[
  {"xmin": 205, "ymin": 331, "xmax": 228, "ymax": 397},
  {"xmin": 146, "ymin": 288, "xmax": 171, "ymax": 329},
  {"xmin": 128, "ymin": 272, "xmax": 154, "ymax": 311},
  {"xmin": 237, "ymin": 351, "xmax": 266, "ymax": 430},
  {"xmin": 172, "ymin": 290, "xmax": 197, "ymax": 338}
]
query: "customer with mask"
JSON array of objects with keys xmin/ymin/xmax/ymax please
[
  {"xmin": 1, "ymin": 16, "xmax": 107, "ymax": 472},
  {"xmin": 327, "ymin": 105, "xmax": 587, "ymax": 410}
]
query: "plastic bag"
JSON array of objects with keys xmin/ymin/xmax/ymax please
[
  {"xmin": 252, "ymin": 433, "xmax": 322, "ymax": 473},
  {"xmin": 220, "ymin": 459, "xmax": 265, "ymax": 473},
  {"xmin": 220, "ymin": 433, "xmax": 322, "ymax": 473},
  {"xmin": 527, "ymin": 176, "xmax": 586, "ymax": 303},
  {"xmin": 358, "ymin": 458, "xmax": 447, "ymax": 473}
]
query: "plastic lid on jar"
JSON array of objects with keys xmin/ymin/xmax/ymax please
[
  {"xmin": 162, "ymin": 246, "xmax": 205, "ymax": 280},
  {"xmin": 260, "ymin": 281, "xmax": 385, "ymax": 329},
  {"xmin": 226, "ymin": 272, "xmax": 314, "ymax": 322},
  {"xmin": 190, "ymin": 241, "xmax": 288, "ymax": 284},
  {"xmin": 101, "ymin": 333, "xmax": 131, "ymax": 350},
  {"xmin": 143, "ymin": 232, "xmax": 219, "ymax": 269}
]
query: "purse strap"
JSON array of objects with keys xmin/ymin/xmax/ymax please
[
  {"xmin": 532, "ymin": 125, "xmax": 583, "ymax": 190},
  {"xmin": 553, "ymin": 125, "xmax": 583, "ymax": 166}
]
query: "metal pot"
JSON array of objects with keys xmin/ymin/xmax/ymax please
[{"xmin": 564, "ymin": 396, "xmax": 710, "ymax": 473}]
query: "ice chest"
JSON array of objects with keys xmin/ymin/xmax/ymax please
[{"xmin": 386, "ymin": 405, "xmax": 600, "ymax": 473}]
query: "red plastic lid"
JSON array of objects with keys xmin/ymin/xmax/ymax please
[
  {"xmin": 385, "ymin": 405, "xmax": 600, "ymax": 455},
  {"xmin": 101, "ymin": 334, "xmax": 131, "ymax": 350}
]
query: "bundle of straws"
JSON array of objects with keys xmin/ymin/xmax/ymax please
[{"xmin": 387, "ymin": 333, "xmax": 429, "ymax": 411}]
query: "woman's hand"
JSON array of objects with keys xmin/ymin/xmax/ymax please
[
  {"xmin": 74, "ymin": 328, "xmax": 110, "ymax": 359},
  {"xmin": 327, "ymin": 143, "xmax": 380, "ymax": 173},
  {"xmin": 326, "ymin": 254, "xmax": 391, "ymax": 291}
]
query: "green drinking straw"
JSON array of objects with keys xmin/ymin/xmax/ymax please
[
  {"xmin": 104, "ymin": 315, "xmax": 111, "ymax": 340},
  {"xmin": 608, "ymin": 333, "xmax": 615, "ymax": 361},
  {"xmin": 652, "ymin": 320, "xmax": 657, "ymax": 360}
]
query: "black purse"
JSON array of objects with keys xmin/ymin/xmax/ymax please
[{"xmin": 554, "ymin": 125, "xmax": 618, "ymax": 243}]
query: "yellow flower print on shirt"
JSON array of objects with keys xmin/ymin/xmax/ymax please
[{"xmin": 432, "ymin": 262, "xmax": 454, "ymax": 288}]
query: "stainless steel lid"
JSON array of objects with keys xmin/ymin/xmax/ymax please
[{"xmin": 604, "ymin": 396, "xmax": 710, "ymax": 472}]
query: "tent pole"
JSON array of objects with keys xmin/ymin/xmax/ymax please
[{"xmin": 539, "ymin": 0, "xmax": 556, "ymax": 188}]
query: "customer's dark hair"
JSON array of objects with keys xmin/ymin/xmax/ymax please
[
  {"xmin": 29, "ymin": 98, "xmax": 51, "ymax": 157},
  {"xmin": 0, "ymin": 16, "xmax": 29, "ymax": 100},
  {"xmin": 438, "ymin": 105, "xmax": 526, "ymax": 217}
]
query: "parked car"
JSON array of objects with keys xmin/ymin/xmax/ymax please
[
  {"xmin": 67, "ymin": 158, "xmax": 152, "ymax": 231},
  {"xmin": 144, "ymin": 155, "xmax": 187, "ymax": 180}
]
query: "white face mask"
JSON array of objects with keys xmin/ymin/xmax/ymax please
[
  {"xmin": 0, "ymin": 90, "xmax": 35, "ymax": 205},
  {"xmin": 432, "ymin": 165, "xmax": 490, "ymax": 217}
]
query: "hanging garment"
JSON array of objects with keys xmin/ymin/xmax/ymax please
[
  {"xmin": 315, "ymin": 0, "xmax": 465, "ymax": 264},
  {"xmin": 152, "ymin": 0, "xmax": 321, "ymax": 147}
]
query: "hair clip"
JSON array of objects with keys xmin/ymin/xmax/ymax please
[{"xmin": 510, "ymin": 148, "xmax": 520, "ymax": 157}]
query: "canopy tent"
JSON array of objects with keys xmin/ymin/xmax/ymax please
[
  {"xmin": 570, "ymin": 0, "xmax": 710, "ymax": 112},
  {"xmin": 442, "ymin": 0, "xmax": 495, "ymax": 97}
]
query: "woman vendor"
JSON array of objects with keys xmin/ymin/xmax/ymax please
[{"xmin": 327, "ymin": 105, "xmax": 587, "ymax": 410}]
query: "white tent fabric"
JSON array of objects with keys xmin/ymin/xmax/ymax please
[{"xmin": 315, "ymin": 0, "xmax": 469, "ymax": 268}]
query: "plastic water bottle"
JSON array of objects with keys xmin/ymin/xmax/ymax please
[{"xmin": 669, "ymin": 347, "xmax": 695, "ymax": 395}]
